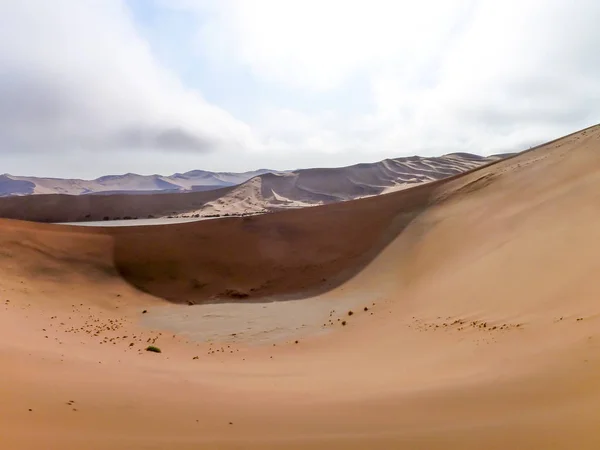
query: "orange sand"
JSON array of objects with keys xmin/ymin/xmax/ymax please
[{"xmin": 2, "ymin": 125, "xmax": 600, "ymax": 449}]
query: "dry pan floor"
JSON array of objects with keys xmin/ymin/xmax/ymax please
[{"xmin": 3, "ymin": 125, "xmax": 600, "ymax": 448}]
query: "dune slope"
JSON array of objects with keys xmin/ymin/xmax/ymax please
[{"xmin": 2, "ymin": 125, "xmax": 600, "ymax": 449}]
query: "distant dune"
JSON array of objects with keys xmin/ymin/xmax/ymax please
[
  {"xmin": 3, "ymin": 125, "xmax": 600, "ymax": 449},
  {"xmin": 0, "ymin": 153, "xmax": 503, "ymax": 222},
  {"xmin": 0, "ymin": 169, "xmax": 273, "ymax": 196}
]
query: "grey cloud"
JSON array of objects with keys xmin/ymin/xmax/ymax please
[
  {"xmin": 2, "ymin": 0, "xmax": 600, "ymax": 179},
  {"xmin": 0, "ymin": 72, "xmax": 88, "ymax": 152},
  {"xmin": 113, "ymin": 126, "xmax": 212, "ymax": 152},
  {"xmin": 0, "ymin": 74, "xmax": 70, "ymax": 125},
  {"xmin": 0, "ymin": 70, "xmax": 216, "ymax": 153},
  {"xmin": 0, "ymin": 0, "xmax": 254, "ymax": 157},
  {"xmin": 154, "ymin": 128, "xmax": 211, "ymax": 151}
]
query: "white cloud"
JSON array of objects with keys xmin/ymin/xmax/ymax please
[
  {"xmin": 184, "ymin": 0, "xmax": 472, "ymax": 90},
  {"xmin": 176, "ymin": 0, "xmax": 600, "ymax": 157},
  {"xmin": 0, "ymin": 0, "xmax": 258, "ymax": 156},
  {"xmin": 1, "ymin": 0, "xmax": 600, "ymax": 177}
]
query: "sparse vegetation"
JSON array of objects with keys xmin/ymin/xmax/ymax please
[
  {"xmin": 142, "ymin": 310, "xmax": 147, "ymax": 314},
  {"xmin": 145, "ymin": 345, "xmax": 161, "ymax": 353},
  {"xmin": 341, "ymin": 321, "xmax": 347, "ymax": 326},
  {"xmin": 348, "ymin": 310, "xmax": 354, "ymax": 316}
]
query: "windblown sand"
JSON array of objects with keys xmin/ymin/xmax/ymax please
[{"xmin": 2, "ymin": 125, "xmax": 600, "ymax": 449}]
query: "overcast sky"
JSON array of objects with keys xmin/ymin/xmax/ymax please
[{"xmin": 1, "ymin": 0, "xmax": 599, "ymax": 178}]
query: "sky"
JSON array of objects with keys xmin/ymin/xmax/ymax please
[{"xmin": 0, "ymin": 0, "xmax": 599, "ymax": 178}]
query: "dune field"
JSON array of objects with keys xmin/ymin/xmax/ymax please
[
  {"xmin": 2, "ymin": 125, "xmax": 600, "ymax": 449},
  {"xmin": 0, "ymin": 153, "xmax": 500, "ymax": 223}
]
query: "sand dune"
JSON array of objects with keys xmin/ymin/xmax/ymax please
[
  {"xmin": 0, "ymin": 169, "xmax": 273, "ymax": 196},
  {"xmin": 177, "ymin": 152, "xmax": 502, "ymax": 217},
  {"xmin": 0, "ymin": 154, "xmax": 495, "ymax": 198},
  {"xmin": 2, "ymin": 125, "xmax": 600, "ymax": 449},
  {"xmin": 0, "ymin": 153, "xmax": 499, "ymax": 223}
]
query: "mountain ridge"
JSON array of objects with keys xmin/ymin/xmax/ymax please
[
  {"xmin": 0, "ymin": 152, "xmax": 507, "ymax": 222},
  {"xmin": 0, "ymin": 153, "xmax": 505, "ymax": 198}
]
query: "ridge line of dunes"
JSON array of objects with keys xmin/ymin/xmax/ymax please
[
  {"xmin": 0, "ymin": 153, "xmax": 501, "ymax": 223},
  {"xmin": 1, "ymin": 124, "xmax": 597, "ymax": 305}
]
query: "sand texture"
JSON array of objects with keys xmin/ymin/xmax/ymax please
[{"xmin": 2, "ymin": 125, "xmax": 600, "ymax": 448}]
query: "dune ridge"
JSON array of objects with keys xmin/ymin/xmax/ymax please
[
  {"xmin": 0, "ymin": 153, "xmax": 501, "ymax": 223},
  {"xmin": 0, "ymin": 169, "xmax": 273, "ymax": 196},
  {"xmin": 2, "ymin": 125, "xmax": 600, "ymax": 448}
]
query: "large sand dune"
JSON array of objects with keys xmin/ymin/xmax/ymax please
[
  {"xmin": 0, "ymin": 153, "xmax": 500, "ymax": 222},
  {"xmin": 2, "ymin": 125, "xmax": 600, "ymax": 449}
]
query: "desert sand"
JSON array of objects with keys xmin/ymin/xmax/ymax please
[
  {"xmin": 2, "ymin": 124, "xmax": 600, "ymax": 449},
  {"xmin": 0, "ymin": 153, "xmax": 498, "ymax": 223}
]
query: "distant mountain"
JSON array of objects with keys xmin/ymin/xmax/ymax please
[
  {"xmin": 0, "ymin": 153, "xmax": 510, "ymax": 199},
  {"xmin": 0, "ymin": 153, "xmax": 507, "ymax": 223},
  {"xmin": 177, "ymin": 152, "xmax": 506, "ymax": 217},
  {"xmin": 0, "ymin": 169, "xmax": 274, "ymax": 197}
]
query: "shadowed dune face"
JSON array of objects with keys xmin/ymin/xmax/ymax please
[
  {"xmin": 0, "ymin": 125, "xmax": 595, "ymax": 307},
  {"xmin": 109, "ymin": 185, "xmax": 434, "ymax": 303},
  {"xmin": 0, "ymin": 150, "xmax": 505, "ymax": 305},
  {"xmin": 4, "ymin": 125, "xmax": 600, "ymax": 449},
  {"xmin": 0, "ymin": 176, "xmax": 436, "ymax": 304}
]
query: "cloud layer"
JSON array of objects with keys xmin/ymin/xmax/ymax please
[
  {"xmin": 185, "ymin": 0, "xmax": 600, "ymax": 157},
  {"xmin": 0, "ymin": 0, "xmax": 256, "ymax": 157},
  {"xmin": 1, "ymin": 0, "xmax": 600, "ymax": 177}
]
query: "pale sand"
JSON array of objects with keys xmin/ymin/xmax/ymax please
[
  {"xmin": 141, "ymin": 290, "xmax": 379, "ymax": 345},
  {"xmin": 56, "ymin": 217, "xmax": 208, "ymax": 227},
  {"xmin": 2, "ymin": 124, "xmax": 600, "ymax": 449}
]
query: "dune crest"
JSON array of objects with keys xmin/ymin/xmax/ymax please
[{"xmin": 0, "ymin": 153, "xmax": 500, "ymax": 223}]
